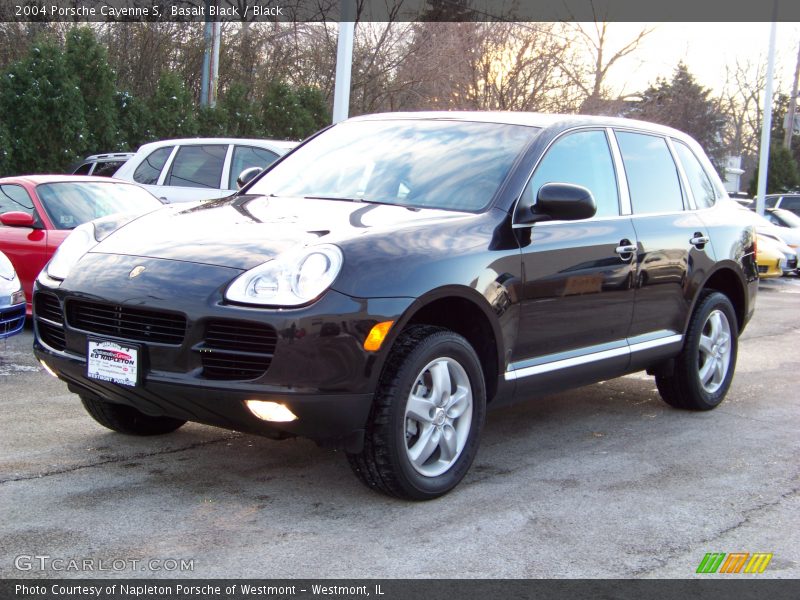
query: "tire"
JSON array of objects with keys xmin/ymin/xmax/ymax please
[
  {"xmin": 656, "ymin": 291, "xmax": 738, "ymax": 411},
  {"xmin": 80, "ymin": 395, "xmax": 186, "ymax": 436},
  {"xmin": 347, "ymin": 326, "xmax": 486, "ymax": 500}
]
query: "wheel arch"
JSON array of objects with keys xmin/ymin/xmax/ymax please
[
  {"xmin": 694, "ymin": 264, "xmax": 748, "ymax": 334},
  {"xmin": 385, "ymin": 286, "xmax": 506, "ymax": 404}
]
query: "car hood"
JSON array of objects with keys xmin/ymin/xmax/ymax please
[{"xmin": 92, "ymin": 194, "xmax": 472, "ymax": 270}]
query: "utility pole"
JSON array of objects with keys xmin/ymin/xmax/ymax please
[
  {"xmin": 200, "ymin": 1, "xmax": 221, "ymax": 108},
  {"xmin": 783, "ymin": 40, "xmax": 800, "ymax": 149},
  {"xmin": 756, "ymin": 6, "xmax": 779, "ymax": 217},
  {"xmin": 332, "ymin": 0, "xmax": 356, "ymax": 123}
]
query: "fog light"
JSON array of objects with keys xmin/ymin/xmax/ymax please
[
  {"xmin": 363, "ymin": 320, "xmax": 394, "ymax": 352},
  {"xmin": 38, "ymin": 359, "xmax": 58, "ymax": 378},
  {"xmin": 245, "ymin": 400, "xmax": 298, "ymax": 422}
]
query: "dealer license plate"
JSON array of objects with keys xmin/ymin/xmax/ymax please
[{"xmin": 87, "ymin": 339, "xmax": 140, "ymax": 387}]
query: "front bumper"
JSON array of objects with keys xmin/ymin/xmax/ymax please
[{"xmin": 33, "ymin": 253, "xmax": 414, "ymax": 450}]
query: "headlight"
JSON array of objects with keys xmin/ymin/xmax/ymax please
[
  {"xmin": 44, "ymin": 213, "xmax": 139, "ymax": 282},
  {"xmin": 225, "ymin": 244, "xmax": 343, "ymax": 307},
  {"xmin": 45, "ymin": 222, "xmax": 98, "ymax": 281}
]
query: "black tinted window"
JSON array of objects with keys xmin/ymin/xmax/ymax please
[
  {"xmin": 133, "ymin": 147, "xmax": 173, "ymax": 185},
  {"xmin": 616, "ymin": 132, "xmax": 684, "ymax": 214},
  {"xmin": 0, "ymin": 184, "xmax": 34, "ymax": 216},
  {"xmin": 782, "ymin": 196, "xmax": 800, "ymax": 210},
  {"xmin": 674, "ymin": 141, "xmax": 716, "ymax": 209},
  {"xmin": 523, "ymin": 130, "xmax": 619, "ymax": 218},
  {"xmin": 73, "ymin": 163, "xmax": 92, "ymax": 175},
  {"xmin": 764, "ymin": 196, "xmax": 779, "ymax": 208},
  {"xmin": 229, "ymin": 146, "xmax": 279, "ymax": 190},
  {"xmin": 166, "ymin": 145, "xmax": 227, "ymax": 189},
  {"xmin": 93, "ymin": 161, "xmax": 126, "ymax": 177}
]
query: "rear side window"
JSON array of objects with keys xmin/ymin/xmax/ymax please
[
  {"xmin": 165, "ymin": 145, "xmax": 227, "ymax": 189},
  {"xmin": 133, "ymin": 147, "xmax": 173, "ymax": 185},
  {"xmin": 73, "ymin": 163, "xmax": 92, "ymax": 175},
  {"xmin": 616, "ymin": 131, "xmax": 684, "ymax": 214},
  {"xmin": 764, "ymin": 196, "xmax": 779, "ymax": 208},
  {"xmin": 0, "ymin": 184, "xmax": 35, "ymax": 216},
  {"xmin": 92, "ymin": 161, "xmax": 127, "ymax": 177},
  {"xmin": 523, "ymin": 129, "xmax": 620, "ymax": 218},
  {"xmin": 781, "ymin": 196, "xmax": 800, "ymax": 211},
  {"xmin": 228, "ymin": 146, "xmax": 279, "ymax": 190},
  {"xmin": 674, "ymin": 141, "xmax": 716, "ymax": 209}
]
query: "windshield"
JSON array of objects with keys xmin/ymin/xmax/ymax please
[
  {"xmin": 248, "ymin": 119, "xmax": 538, "ymax": 212},
  {"xmin": 36, "ymin": 182, "xmax": 163, "ymax": 230}
]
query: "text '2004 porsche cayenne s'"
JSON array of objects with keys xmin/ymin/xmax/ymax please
[{"xmin": 34, "ymin": 112, "xmax": 758, "ymax": 500}]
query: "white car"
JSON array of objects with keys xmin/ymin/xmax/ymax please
[
  {"xmin": 113, "ymin": 138, "xmax": 298, "ymax": 203},
  {"xmin": 0, "ymin": 249, "xmax": 25, "ymax": 339}
]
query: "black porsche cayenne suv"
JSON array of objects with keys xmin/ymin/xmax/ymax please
[{"xmin": 33, "ymin": 112, "xmax": 758, "ymax": 500}]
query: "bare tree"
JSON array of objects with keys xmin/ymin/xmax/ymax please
[{"xmin": 558, "ymin": 21, "xmax": 653, "ymax": 115}]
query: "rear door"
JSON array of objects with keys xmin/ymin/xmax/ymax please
[
  {"xmin": 614, "ymin": 130, "xmax": 714, "ymax": 364},
  {"xmin": 158, "ymin": 144, "xmax": 230, "ymax": 203}
]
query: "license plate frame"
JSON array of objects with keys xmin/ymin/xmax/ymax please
[{"xmin": 86, "ymin": 338, "xmax": 141, "ymax": 387}]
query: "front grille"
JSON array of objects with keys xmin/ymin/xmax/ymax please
[
  {"xmin": 34, "ymin": 292, "xmax": 63, "ymax": 324},
  {"xmin": 758, "ymin": 265, "xmax": 768, "ymax": 274},
  {"xmin": 198, "ymin": 320, "xmax": 276, "ymax": 381},
  {"xmin": 34, "ymin": 292, "xmax": 66, "ymax": 351},
  {"xmin": 0, "ymin": 305, "xmax": 25, "ymax": 339},
  {"xmin": 66, "ymin": 300, "xmax": 186, "ymax": 345},
  {"xmin": 38, "ymin": 320, "xmax": 66, "ymax": 350}
]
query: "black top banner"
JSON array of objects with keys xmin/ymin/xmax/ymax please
[{"xmin": 1, "ymin": 0, "xmax": 800, "ymax": 23}]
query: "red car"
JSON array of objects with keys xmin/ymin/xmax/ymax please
[{"xmin": 0, "ymin": 175, "xmax": 164, "ymax": 315}]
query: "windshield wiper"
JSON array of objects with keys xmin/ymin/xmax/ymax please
[{"xmin": 302, "ymin": 195, "xmax": 419, "ymax": 210}]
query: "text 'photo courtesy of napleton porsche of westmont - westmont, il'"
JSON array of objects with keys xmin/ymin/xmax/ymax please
[{"xmin": 1, "ymin": 0, "xmax": 800, "ymax": 595}]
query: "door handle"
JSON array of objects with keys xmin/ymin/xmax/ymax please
[
  {"xmin": 615, "ymin": 239, "xmax": 637, "ymax": 261},
  {"xmin": 690, "ymin": 233, "xmax": 709, "ymax": 248}
]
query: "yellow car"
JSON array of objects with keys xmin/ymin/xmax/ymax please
[{"xmin": 756, "ymin": 233, "xmax": 787, "ymax": 278}]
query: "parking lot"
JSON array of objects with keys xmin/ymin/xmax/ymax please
[{"xmin": 1, "ymin": 277, "xmax": 798, "ymax": 579}]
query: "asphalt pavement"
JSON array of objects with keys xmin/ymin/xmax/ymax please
[{"xmin": 1, "ymin": 277, "xmax": 798, "ymax": 579}]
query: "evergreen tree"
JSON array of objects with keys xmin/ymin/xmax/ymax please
[
  {"xmin": 220, "ymin": 82, "xmax": 259, "ymax": 138},
  {"xmin": 64, "ymin": 26, "xmax": 119, "ymax": 153},
  {"xmin": 0, "ymin": 39, "xmax": 88, "ymax": 173},
  {"xmin": 0, "ymin": 118, "xmax": 11, "ymax": 176},
  {"xmin": 630, "ymin": 62, "xmax": 727, "ymax": 174},
  {"xmin": 197, "ymin": 105, "xmax": 228, "ymax": 137},
  {"xmin": 259, "ymin": 82, "xmax": 328, "ymax": 140},
  {"xmin": 147, "ymin": 72, "xmax": 198, "ymax": 139},
  {"xmin": 115, "ymin": 90, "xmax": 152, "ymax": 151},
  {"xmin": 747, "ymin": 145, "xmax": 800, "ymax": 195}
]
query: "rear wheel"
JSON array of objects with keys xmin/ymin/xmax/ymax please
[
  {"xmin": 656, "ymin": 291, "xmax": 738, "ymax": 410},
  {"xmin": 347, "ymin": 326, "xmax": 486, "ymax": 500},
  {"xmin": 80, "ymin": 395, "xmax": 186, "ymax": 435}
]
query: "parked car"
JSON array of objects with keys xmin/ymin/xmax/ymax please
[
  {"xmin": 764, "ymin": 208, "xmax": 800, "ymax": 245},
  {"xmin": 70, "ymin": 152, "xmax": 135, "ymax": 177},
  {"xmin": 0, "ymin": 249, "xmax": 25, "ymax": 339},
  {"xmin": 113, "ymin": 138, "xmax": 298, "ymax": 203},
  {"xmin": 731, "ymin": 202, "xmax": 799, "ymax": 275},
  {"xmin": 764, "ymin": 193, "xmax": 800, "ymax": 217},
  {"xmin": 33, "ymin": 112, "xmax": 758, "ymax": 500},
  {"xmin": 756, "ymin": 234, "xmax": 789, "ymax": 278},
  {"xmin": 0, "ymin": 175, "xmax": 164, "ymax": 314}
]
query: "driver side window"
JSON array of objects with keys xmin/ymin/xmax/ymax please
[{"xmin": 520, "ymin": 130, "xmax": 620, "ymax": 218}]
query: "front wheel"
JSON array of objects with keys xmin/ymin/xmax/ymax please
[
  {"xmin": 656, "ymin": 291, "xmax": 738, "ymax": 410},
  {"xmin": 80, "ymin": 395, "xmax": 186, "ymax": 435},
  {"xmin": 347, "ymin": 326, "xmax": 486, "ymax": 500}
]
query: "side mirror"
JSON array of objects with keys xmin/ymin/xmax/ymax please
[
  {"xmin": 519, "ymin": 183, "xmax": 597, "ymax": 224},
  {"xmin": 0, "ymin": 211, "xmax": 36, "ymax": 228},
  {"xmin": 237, "ymin": 167, "xmax": 263, "ymax": 190}
]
